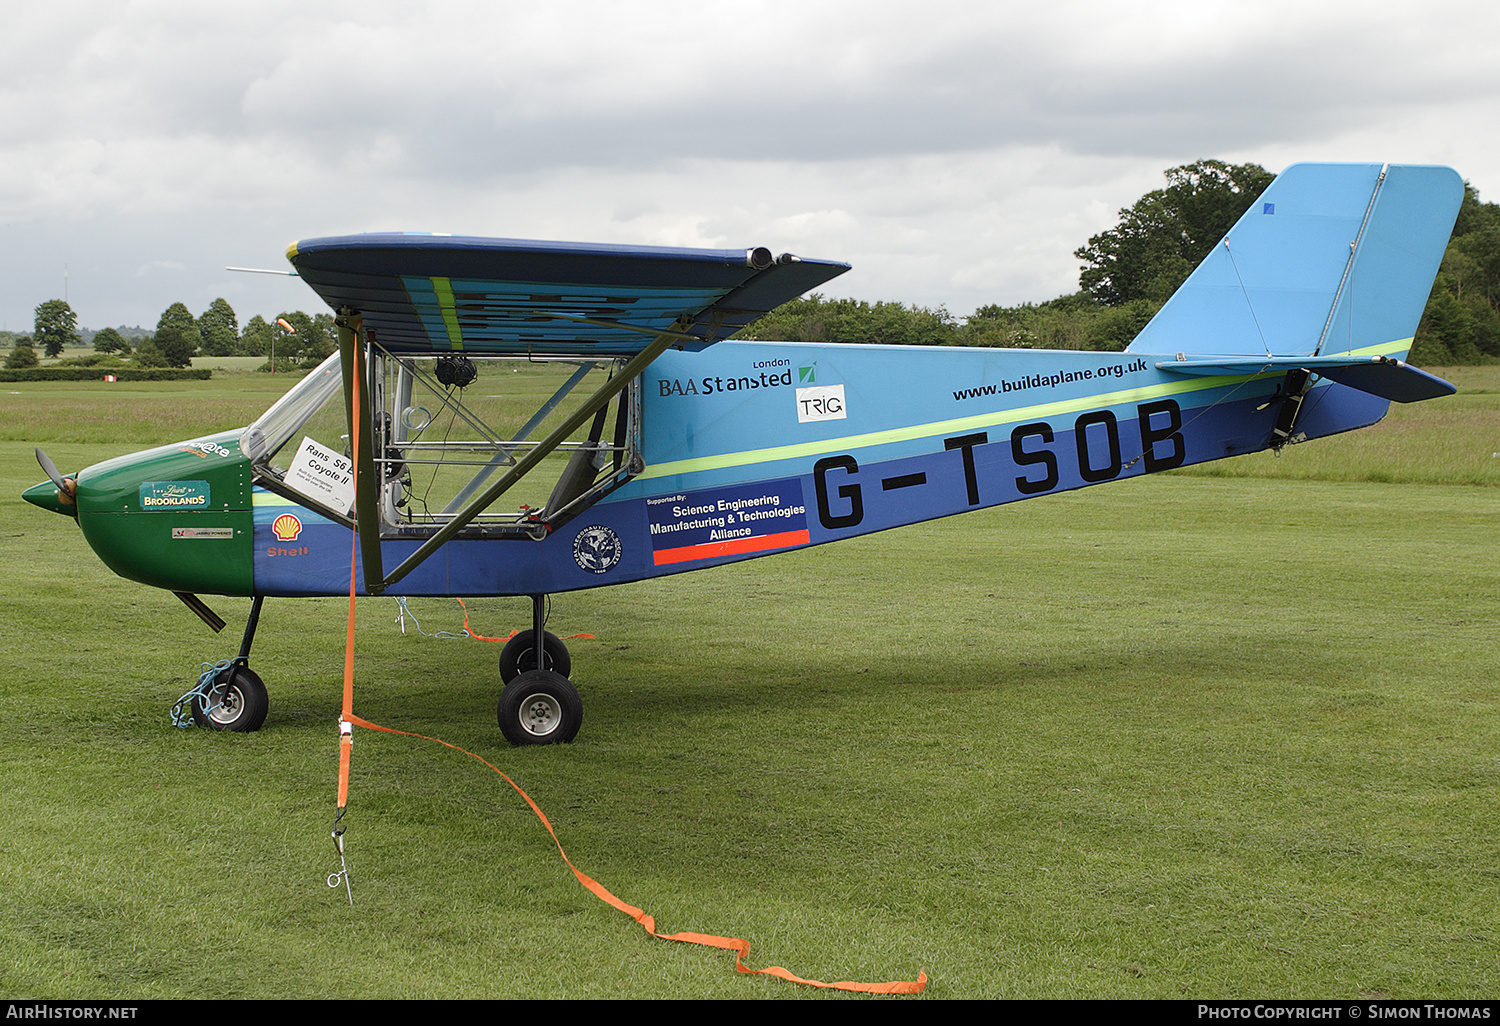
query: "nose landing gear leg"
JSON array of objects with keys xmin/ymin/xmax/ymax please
[{"xmin": 191, "ymin": 595, "xmax": 270, "ymax": 733}]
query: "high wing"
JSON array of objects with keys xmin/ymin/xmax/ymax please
[
  {"xmin": 286, "ymin": 233, "xmax": 850, "ymax": 592},
  {"xmin": 287, "ymin": 233, "xmax": 850, "ymax": 356}
]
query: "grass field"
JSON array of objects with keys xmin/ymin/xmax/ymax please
[{"xmin": 1, "ymin": 367, "xmax": 1497, "ymax": 999}]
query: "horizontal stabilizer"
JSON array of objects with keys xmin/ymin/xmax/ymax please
[{"xmin": 1156, "ymin": 355, "xmax": 1456, "ymax": 403}]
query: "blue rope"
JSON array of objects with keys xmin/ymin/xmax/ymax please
[
  {"xmin": 171, "ymin": 658, "xmax": 237, "ymax": 729},
  {"xmin": 394, "ymin": 597, "xmax": 470, "ymax": 639}
]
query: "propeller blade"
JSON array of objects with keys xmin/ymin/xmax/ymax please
[
  {"xmin": 35, "ymin": 448, "xmax": 76, "ymax": 504},
  {"xmin": 36, "ymin": 448, "xmax": 64, "ymax": 488}
]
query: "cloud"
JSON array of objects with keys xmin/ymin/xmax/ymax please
[
  {"xmin": 134, "ymin": 259, "xmax": 186, "ymax": 277},
  {"xmin": 2, "ymin": 0, "xmax": 1498, "ymax": 329}
]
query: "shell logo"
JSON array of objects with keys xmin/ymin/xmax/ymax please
[{"xmin": 271, "ymin": 513, "xmax": 303, "ymax": 541}]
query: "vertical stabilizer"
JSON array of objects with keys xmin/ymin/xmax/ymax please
[{"xmin": 1127, "ymin": 163, "xmax": 1463, "ymax": 360}]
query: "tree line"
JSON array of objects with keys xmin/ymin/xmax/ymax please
[
  {"xmin": 738, "ymin": 160, "xmax": 1500, "ymax": 366},
  {"xmin": 4, "ymin": 298, "xmax": 336, "ymax": 372}
]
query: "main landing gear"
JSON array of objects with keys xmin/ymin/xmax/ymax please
[
  {"xmin": 496, "ymin": 594, "xmax": 582, "ymax": 745},
  {"xmin": 184, "ymin": 594, "xmax": 580, "ymax": 744}
]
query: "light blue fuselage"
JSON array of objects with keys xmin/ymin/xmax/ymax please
[{"xmin": 248, "ymin": 339, "xmax": 1383, "ymax": 598}]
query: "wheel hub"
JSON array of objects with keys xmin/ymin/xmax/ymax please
[
  {"xmin": 206, "ymin": 687, "xmax": 241, "ymax": 724},
  {"xmin": 519, "ymin": 693, "xmax": 562, "ymax": 736}
]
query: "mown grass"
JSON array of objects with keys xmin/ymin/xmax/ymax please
[
  {"xmin": 1, "ymin": 367, "xmax": 1497, "ymax": 998},
  {"xmin": 1172, "ymin": 367, "xmax": 1500, "ymax": 487}
]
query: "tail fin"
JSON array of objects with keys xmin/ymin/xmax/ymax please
[{"xmin": 1128, "ymin": 163, "xmax": 1463, "ymax": 362}]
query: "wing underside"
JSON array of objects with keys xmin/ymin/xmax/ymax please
[{"xmin": 287, "ymin": 234, "xmax": 850, "ymax": 355}]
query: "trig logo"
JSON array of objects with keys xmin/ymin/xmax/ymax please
[
  {"xmin": 796, "ymin": 384, "xmax": 846, "ymax": 423},
  {"xmin": 271, "ymin": 513, "xmax": 303, "ymax": 541}
]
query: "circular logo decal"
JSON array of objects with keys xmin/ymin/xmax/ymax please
[{"xmin": 572, "ymin": 525, "xmax": 622, "ymax": 574}]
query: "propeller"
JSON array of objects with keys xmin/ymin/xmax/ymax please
[{"xmin": 35, "ymin": 448, "xmax": 76, "ymax": 507}]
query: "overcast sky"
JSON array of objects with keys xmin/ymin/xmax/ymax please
[{"xmin": 3, "ymin": 0, "xmax": 1497, "ymax": 334}]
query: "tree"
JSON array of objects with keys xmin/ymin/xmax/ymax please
[
  {"xmin": 4, "ymin": 337, "xmax": 38, "ymax": 370},
  {"xmin": 1075, "ymin": 160, "xmax": 1276, "ymax": 306},
  {"xmin": 737, "ymin": 295, "xmax": 959, "ymax": 346},
  {"xmin": 302, "ymin": 311, "xmax": 337, "ymax": 366},
  {"xmin": 153, "ymin": 302, "xmax": 201, "ymax": 368},
  {"xmin": 133, "ymin": 337, "xmax": 168, "ymax": 368},
  {"xmin": 271, "ymin": 310, "xmax": 337, "ymax": 368},
  {"xmin": 198, "ymin": 298, "xmax": 239, "ymax": 357},
  {"xmin": 92, "ymin": 327, "xmax": 131, "ymax": 355},
  {"xmin": 240, "ymin": 315, "xmax": 274, "ymax": 357},
  {"xmin": 1410, "ymin": 181, "xmax": 1500, "ymax": 365},
  {"xmin": 34, "ymin": 299, "xmax": 81, "ymax": 358}
]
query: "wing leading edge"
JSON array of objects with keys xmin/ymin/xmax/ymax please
[{"xmin": 287, "ymin": 233, "xmax": 850, "ymax": 355}]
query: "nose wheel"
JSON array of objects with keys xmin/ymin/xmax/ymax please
[
  {"xmin": 188, "ymin": 596, "xmax": 269, "ymax": 732},
  {"xmin": 192, "ymin": 663, "xmax": 269, "ymax": 732}
]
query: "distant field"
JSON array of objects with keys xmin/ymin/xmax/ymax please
[
  {"xmin": 1, "ymin": 364, "xmax": 1497, "ymax": 998},
  {"xmin": 190, "ymin": 355, "xmax": 268, "ymax": 373},
  {"xmin": 1173, "ymin": 365, "xmax": 1500, "ymax": 487}
]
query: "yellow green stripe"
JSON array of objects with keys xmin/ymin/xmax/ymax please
[
  {"xmin": 635, "ymin": 338, "xmax": 1413, "ymax": 482},
  {"xmin": 431, "ymin": 277, "xmax": 464, "ymax": 349},
  {"xmin": 1333, "ymin": 337, "xmax": 1412, "ymax": 358},
  {"xmin": 637, "ymin": 373, "xmax": 1239, "ymax": 481}
]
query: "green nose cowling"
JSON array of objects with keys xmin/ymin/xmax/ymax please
[{"xmin": 23, "ymin": 478, "xmax": 77, "ymax": 517}]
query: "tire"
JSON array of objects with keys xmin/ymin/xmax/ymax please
[
  {"xmin": 498, "ymin": 669, "xmax": 582, "ymax": 745},
  {"xmin": 191, "ymin": 665, "xmax": 269, "ymax": 732},
  {"xmin": 498, "ymin": 629, "xmax": 571, "ymax": 683}
]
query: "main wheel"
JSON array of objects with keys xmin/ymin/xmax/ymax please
[
  {"xmin": 498, "ymin": 629, "xmax": 571, "ymax": 683},
  {"xmin": 498, "ymin": 669, "xmax": 582, "ymax": 745},
  {"xmin": 192, "ymin": 665, "xmax": 269, "ymax": 732}
]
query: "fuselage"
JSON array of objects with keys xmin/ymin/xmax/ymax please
[{"xmin": 25, "ymin": 338, "xmax": 1393, "ymax": 600}]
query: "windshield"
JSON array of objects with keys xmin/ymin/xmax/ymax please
[{"xmin": 239, "ymin": 352, "xmax": 344, "ymax": 464}]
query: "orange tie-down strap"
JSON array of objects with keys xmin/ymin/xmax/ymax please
[
  {"xmin": 341, "ymin": 713, "xmax": 928, "ymax": 995},
  {"xmin": 452, "ymin": 597, "xmax": 595, "ymax": 646}
]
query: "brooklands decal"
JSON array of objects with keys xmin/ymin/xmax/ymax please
[{"xmin": 140, "ymin": 481, "xmax": 211, "ymax": 508}]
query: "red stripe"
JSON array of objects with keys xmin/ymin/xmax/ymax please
[{"xmin": 653, "ymin": 529, "xmax": 810, "ymax": 566}]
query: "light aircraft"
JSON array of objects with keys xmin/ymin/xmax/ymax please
[{"xmin": 25, "ymin": 162, "xmax": 1464, "ymax": 745}]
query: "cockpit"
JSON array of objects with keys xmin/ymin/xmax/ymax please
[{"xmin": 240, "ymin": 348, "xmax": 641, "ymax": 539}]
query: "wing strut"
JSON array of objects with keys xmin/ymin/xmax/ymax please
[
  {"xmin": 441, "ymin": 360, "xmax": 600, "ymax": 515},
  {"xmin": 338, "ymin": 311, "xmax": 385, "ymax": 591},
  {"xmin": 371, "ymin": 320, "xmax": 686, "ymax": 593}
]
